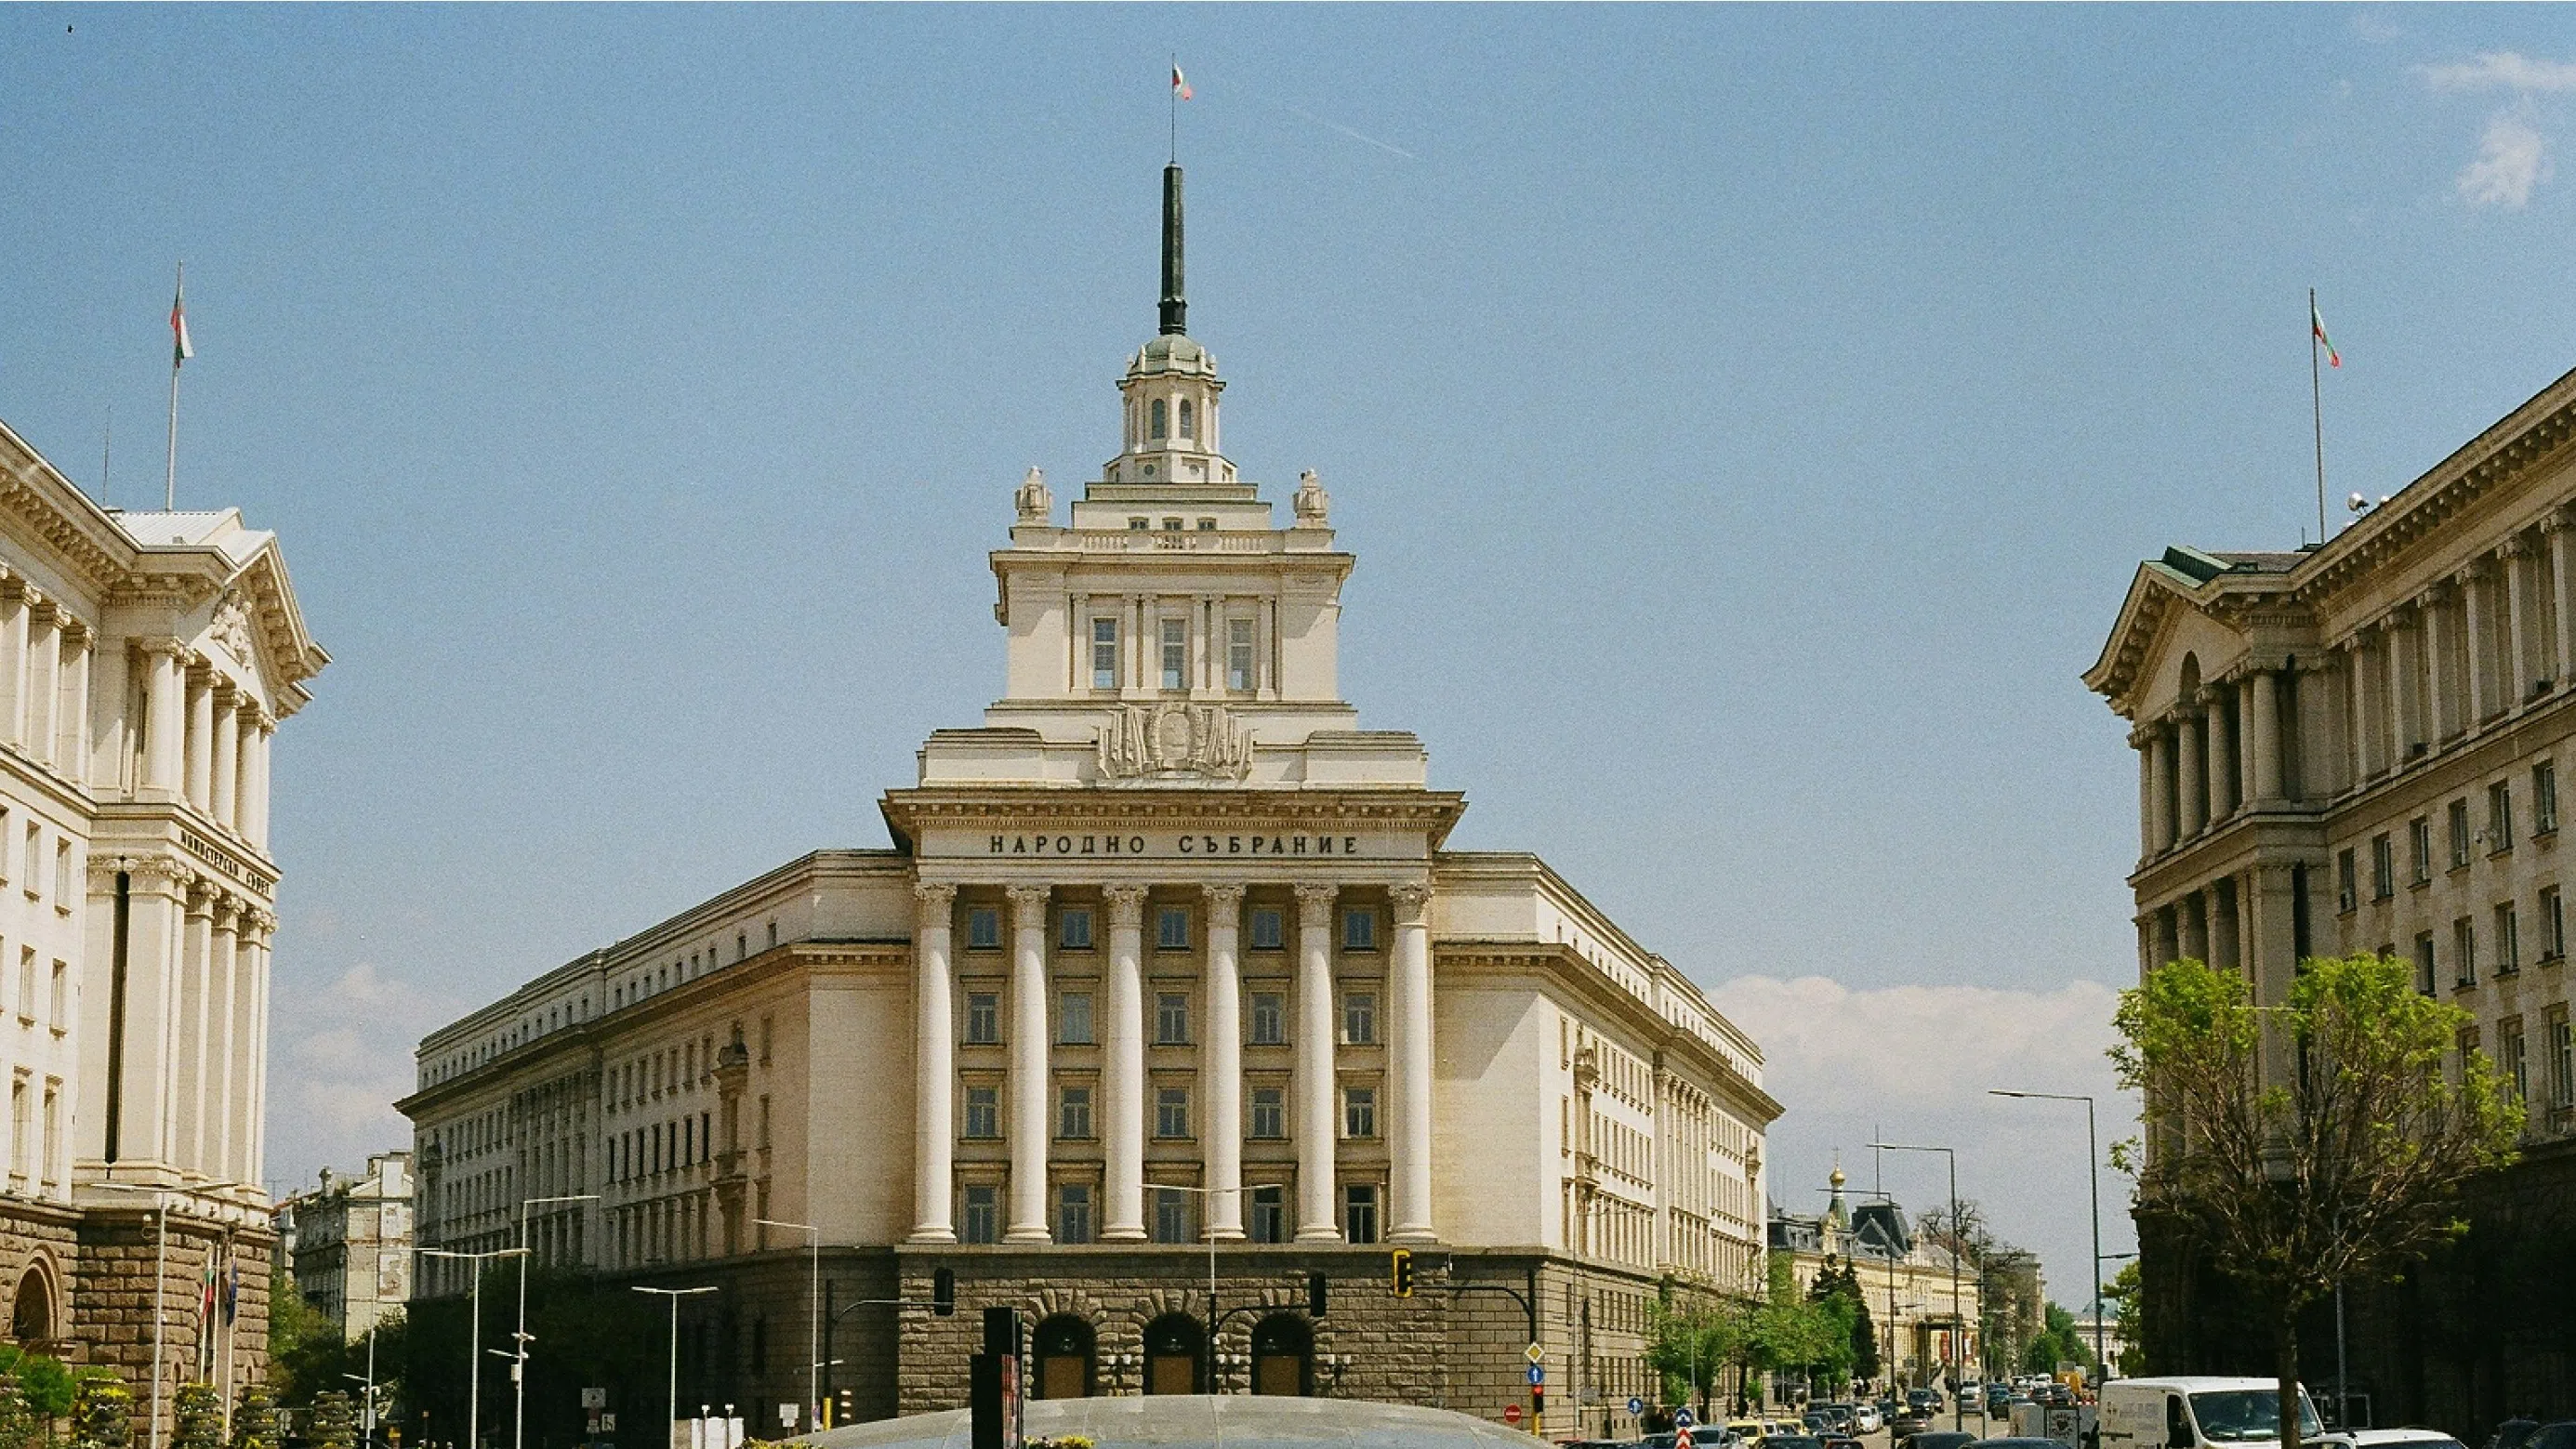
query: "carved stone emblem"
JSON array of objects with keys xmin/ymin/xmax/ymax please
[
  {"xmin": 1095, "ymin": 703, "xmax": 1254, "ymax": 783},
  {"xmin": 210, "ymin": 593, "xmax": 256, "ymax": 665}
]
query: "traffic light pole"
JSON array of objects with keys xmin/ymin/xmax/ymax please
[{"xmin": 1447, "ymin": 1266, "xmax": 1542, "ymax": 1433}]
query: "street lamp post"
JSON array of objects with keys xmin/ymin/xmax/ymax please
[
  {"xmin": 1990, "ymin": 1090, "xmax": 2107, "ymax": 1381},
  {"xmin": 633, "ymin": 1286, "xmax": 720, "ymax": 1449},
  {"xmin": 753, "ymin": 1218, "xmax": 822, "ymax": 1429},
  {"xmin": 515, "ymin": 1195, "xmax": 599, "ymax": 1449},
  {"xmin": 424, "ymin": 1246, "xmax": 530, "ymax": 1449},
  {"xmin": 1147, "ymin": 1183, "xmax": 1285, "ymax": 1392},
  {"xmin": 1870, "ymin": 1141, "xmax": 1962, "ymax": 1429}
]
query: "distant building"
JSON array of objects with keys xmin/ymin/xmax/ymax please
[
  {"xmin": 279, "ymin": 1153, "xmax": 413, "ymax": 1338},
  {"xmin": 1770, "ymin": 1167, "xmax": 1984, "ymax": 1391}
]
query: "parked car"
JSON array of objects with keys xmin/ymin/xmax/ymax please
[
  {"xmin": 1986, "ymin": 1387, "xmax": 2014, "ymax": 1416},
  {"xmin": 2517, "ymin": 1426, "xmax": 2576, "ymax": 1449},
  {"xmin": 1765, "ymin": 1436, "xmax": 1828, "ymax": 1449},
  {"xmin": 1853, "ymin": 1407, "xmax": 1886, "ymax": 1434},
  {"xmin": 1969, "ymin": 1438, "xmax": 2073, "ymax": 1449},
  {"xmin": 1822, "ymin": 1436, "xmax": 1865, "ymax": 1449},
  {"xmin": 1910, "ymin": 1433, "xmax": 1979, "ymax": 1449},
  {"xmin": 2316, "ymin": 1430, "xmax": 2467, "ymax": 1449}
]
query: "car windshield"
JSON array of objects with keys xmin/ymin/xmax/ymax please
[{"xmin": 2190, "ymin": 1390, "xmax": 2323, "ymax": 1442}]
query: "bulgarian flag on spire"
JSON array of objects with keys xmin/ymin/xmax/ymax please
[
  {"xmin": 2312, "ymin": 296, "xmax": 2340, "ymax": 368},
  {"xmin": 1171, "ymin": 64, "xmax": 1192, "ymax": 101},
  {"xmin": 170, "ymin": 265, "xmax": 193, "ymax": 368}
]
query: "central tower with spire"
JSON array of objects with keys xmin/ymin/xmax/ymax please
[{"xmin": 1101, "ymin": 162, "xmax": 1238, "ymax": 491}]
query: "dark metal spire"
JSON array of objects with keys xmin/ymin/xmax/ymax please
[{"xmin": 1158, "ymin": 165, "xmax": 1186, "ymax": 336}]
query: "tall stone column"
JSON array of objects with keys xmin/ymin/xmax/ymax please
[
  {"xmin": 232, "ymin": 911, "xmax": 271, "ymax": 1185},
  {"xmin": 2133, "ymin": 732, "xmax": 2157, "ymax": 858},
  {"xmin": 1004, "ymin": 884, "xmax": 1053, "ymax": 1243},
  {"xmin": 143, "ymin": 642, "xmax": 186, "ymax": 794},
  {"xmin": 248, "ymin": 723, "xmax": 274, "ymax": 850},
  {"xmin": 24, "ymin": 606, "xmax": 57, "ymax": 769},
  {"xmin": 1103, "ymin": 884, "xmax": 1148, "ymax": 1241},
  {"xmin": 909, "ymin": 883, "xmax": 958, "ymax": 1242},
  {"xmin": 209, "ymin": 902, "xmax": 240, "ymax": 1179},
  {"xmin": 2422, "ymin": 584, "xmax": 2457, "ymax": 741},
  {"xmin": 2464, "ymin": 560, "xmax": 2495, "ymax": 724},
  {"xmin": 2350, "ymin": 631, "xmax": 2383, "ymax": 778},
  {"xmin": 2549, "ymin": 512, "xmax": 2576, "ymax": 691},
  {"xmin": 2204, "ymin": 689, "xmax": 2238, "ymax": 819},
  {"xmin": 176, "ymin": 884, "xmax": 213, "ymax": 1171},
  {"xmin": 184, "ymin": 664, "xmax": 214, "ymax": 811},
  {"xmin": 2176, "ymin": 711, "xmax": 2207, "ymax": 838},
  {"xmin": 0, "ymin": 582, "xmax": 25, "ymax": 746},
  {"xmin": 2505, "ymin": 535, "xmax": 2536, "ymax": 705},
  {"xmin": 1201, "ymin": 884, "xmax": 1246, "ymax": 1240},
  {"xmin": 2388, "ymin": 605, "xmax": 2421, "ymax": 760},
  {"xmin": 2147, "ymin": 727, "xmax": 2174, "ymax": 852},
  {"xmin": 2246, "ymin": 670, "xmax": 2282, "ymax": 804},
  {"xmin": 56, "ymin": 627, "xmax": 88, "ymax": 781},
  {"xmin": 1388, "ymin": 881, "xmax": 1435, "ymax": 1244},
  {"xmin": 210, "ymin": 689, "xmax": 239, "ymax": 829},
  {"xmin": 1292, "ymin": 884, "xmax": 1341, "ymax": 1241}
]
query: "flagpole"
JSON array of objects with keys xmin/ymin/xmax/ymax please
[
  {"xmin": 1169, "ymin": 53, "xmax": 1179, "ymax": 165},
  {"xmin": 166, "ymin": 260, "xmax": 183, "ymax": 512},
  {"xmin": 2311, "ymin": 286, "xmax": 2327, "ymax": 542},
  {"xmin": 101, "ymin": 404, "xmax": 112, "ymax": 507}
]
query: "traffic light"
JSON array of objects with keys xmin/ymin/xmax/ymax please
[
  {"xmin": 1307, "ymin": 1271, "xmax": 1328, "ymax": 1319},
  {"xmin": 932, "ymin": 1267, "xmax": 956, "ymax": 1317},
  {"xmin": 1390, "ymin": 1249, "xmax": 1414, "ymax": 1298}
]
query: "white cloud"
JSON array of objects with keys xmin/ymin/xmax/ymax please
[
  {"xmin": 267, "ymin": 961, "xmax": 456, "ymax": 1191},
  {"xmin": 2421, "ymin": 51, "xmax": 2576, "ymax": 94},
  {"xmin": 2458, "ymin": 114, "xmax": 2553, "ymax": 208}
]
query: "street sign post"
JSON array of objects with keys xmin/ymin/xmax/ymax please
[
  {"xmin": 1629, "ymin": 1398, "xmax": 1645, "ymax": 1417},
  {"xmin": 1527, "ymin": 1365, "xmax": 1545, "ymax": 1387},
  {"xmin": 1675, "ymin": 1408, "xmax": 1697, "ymax": 1429},
  {"xmin": 1525, "ymin": 1342, "xmax": 1544, "ymax": 1364}
]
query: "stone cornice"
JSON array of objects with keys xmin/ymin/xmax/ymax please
[{"xmin": 880, "ymin": 786, "xmax": 1469, "ymax": 851}]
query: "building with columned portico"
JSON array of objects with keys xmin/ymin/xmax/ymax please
[{"xmin": 401, "ymin": 163, "xmax": 1778, "ymax": 1442}]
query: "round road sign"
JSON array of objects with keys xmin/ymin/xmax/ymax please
[
  {"xmin": 1629, "ymin": 1397, "xmax": 1645, "ymax": 1417},
  {"xmin": 1504, "ymin": 1405, "xmax": 1524, "ymax": 1427}
]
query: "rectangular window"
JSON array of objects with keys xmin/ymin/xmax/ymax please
[
  {"xmin": 1058, "ymin": 1086, "xmax": 1094, "ymax": 1139},
  {"xmin": 2411, "ymin": 817, "xmax": 2434, "ymax": 883},
  {"xmin": 20, "ymin": 825, "xmax": 34, "ymax": 895},
  {"xmin": 1156, "ymin": 906, "xmax": 1191, "ymax": 951},
  {"xmin": 1343, "ymin": 1086, "xmax": 1378, "ymax": 1139},
  {"xmin": 2490, "ymin": 781, "xmax": 2517, "ymax": 853},
  {"xmin": 14, "ymin": 952, "xmax": 30, "ymax": 1022},
  {"xmin": 47, "ymin": 962, "xmax": 64, "ymax": 1031},
  {"xmin": 1249, "ymin": 1087, "xmax": 1286, "ymax": 1139},
  {"xmin": 1156, "ymin": 1087, "xmax": 1191, "ymax": 1139},
  {"xmin": 2415, "ymin": 931, "xmax": 2437, "ymax": 995},
  {"xmin": 1058, "ymin": 992, "xmax": 1095, "ymax": 1046},
  {"xmin": 967, "ymin": 906, "xmax": 1002, "ymax": 952},
  {"xmin": 2496, "ymin": 902, "xmax": 2521, "ymax": 974},
  {"xmin": 2450, "ymin": 799, "xmax": 2473, "ymax": 869},
  {"xmin": 964, "ymin": 1087, "xmax": 1000, "ymax": 1139},
  {"xmin": 2454, "ymin": 916, "xmax": 2477, "ymax": 988},
  {"xmin": 2545, "ymin": 885, "xmax": 2567, "ymax": 960},
  {"xmin": 2503, "ymin": 1017, "xmax": 2530, "ymax": 1104},
  {"xmin": 1248, "ymin": 993, "xmax": 1285, "ymax": 1046},
  {"xmin": 1059, "ymin": 907, "xmax": 1094, "ymax": 952},
  {"xmin": 1228, "ymin": 618, "xmax": 1255, "ymax": 691},
  {"xmin": 2540, "ymin": 760, "xmax": 2562, "ymax": 836},
  {"xmin": 1248, "ymin": 1186, "xmax": 1287, "ymax": 1244},
  {"xmin": 1092, "ymin": 618, "xmax": 1120, "ymax": 690},
  {"xmin": 1057, "ymin": 1184, "xmax": 1095, "ymax": 1245},
  {"xmin": 2371, "ymin": 834, "xmax": 2396, "ymax": 900},
  {"xmin": 2548, "ymin": 1007, "xmax": 2574, "ymax": 1110},
  {"xmin": 1248, "ymin": 908, "xmax": 1285, "ymax": 951},
  {"xmin": 960, "ymin": 1186, "xmax": 999, "ymax": 1245},
  {"xmin": 1156, "ymin": 993, "xmax": 1190, "ymax": 1045},
  {"xmin": 1153, "ymin": 1188, "xmax": 1193, "ymax": 1245},
  {"xmin": 2336, "ymin": 850, "xmax": 2358, "ymax": 914},
  {"xmin": 1342, "ymin": 908, "xmax": 1377, "ymax": 952},
  {"xmin": 51, "ymin": 840, "xmax": 68, "ymax": 907},
  {"xmin": 965, "ymin": 993, "xmax": 1000, "ymax": 1045},
  {"xmin": 1343, "ymin": 1184, "xmax": 1380, "ymax": 1245},
  {"xmin": 1342, "ymin": 991, "xmax": 1378, "ymax": 1045},
  {"xmin": 1160, "ymin": 617, "xmax": 1187, "ymax": 690}
]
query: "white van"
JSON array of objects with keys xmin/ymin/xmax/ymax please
[{"xmin": 2101, "ymin": 1378, "xmax": 2324, "ymax": 1449}]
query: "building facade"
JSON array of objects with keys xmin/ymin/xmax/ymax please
[
  {"xmin": 400, "ymin": 164, "xmax": 1778, "ymax": 1443},
  {"xmin": 1769, "ymin": 1169, "xmax": 1983, "ymax": 1394},
  {"xmin": 0, "ymin": 416, "xmax": 326, "ymax": 1419},
  {"xmin": 2087, "ymin": 366, "xmax": 2576, "ymax": 1426},
  {"xmin": 278, "ymin": 1151, "xmax": 414, "ymax": 1338}
]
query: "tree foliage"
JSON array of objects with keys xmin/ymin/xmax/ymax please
[
  {"xmin": 2111, "ymin": 954, "xmax": 2523, "ymax": 1449},
  {"xmin": 2099, "ymin": 1261, "xmax": 2144, "ymax": 1377},
  {"xmin": 0, "ymin": 1345, "xmax": 76, "ymax": 1425},
  {"xmin": 1645, "ymin": 1292, "xmax": 1742, "ymax": 1416},
  {"xmin": 2020, "ymin": 1302, "xmax": 2095, "ymax": 1377}
]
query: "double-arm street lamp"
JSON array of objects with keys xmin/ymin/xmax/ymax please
[
  {"xmin": 514, "ymin": 1194, "xmax": 599, "ymax": 1449},
  {"xmin": 752, "ymin": 1218, "xmax": 822, "ymax": 1429},
  {"xmin": 423, "ymin": 1245, "xmax": 530, "ymax": 1449},
  {"xmin": 633, "ymin": 1285, "xmax": 720, "ymax": 1447},
  {"xmin": 1869, "ymin": 1140, "xmax": 1963, "ymax": 1429},
  {"xmin": 1989, "ymin": 1089, "xmax": 2107, "ymax": 1380}
]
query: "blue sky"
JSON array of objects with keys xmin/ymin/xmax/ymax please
[{"xmin": 7, "ymin": 4, "xmax": 2576, "ymax": 1312}]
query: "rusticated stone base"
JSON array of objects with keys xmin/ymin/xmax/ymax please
[{"xmin": 73, "ymin": 1205, "xmax": 273, "ymax": 1440}]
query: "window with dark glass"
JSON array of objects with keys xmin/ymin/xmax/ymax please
[
  {"xmin": 1248, "ymin": 1186, "xmax": 1287, "ymax": 1244},
  {"xmin": 960, "ymin": 1186, "xmax": 998, "ymax": 1245},
  {"xmin": 964, "ymin": 1087, "xmax": 1000, "ymax": 1139},
  {"xmin": 2336, "ymin": 850, "xmax": 2357, "ymax": 914},
  {"xmin": 1342, "ymin": 908, "xmax": 1376, "ymax": 952},
  {"xmin": 2371, "ymin": 833, "xmax": 2396, "ymax": 900},
  {"xmin": 2496, "ymin": 902, "xmax": 2520, "ymax": 974},
  {"xmin": 968, "ymin": 906, "xmax": 1002, "ymax": 952},
  {"xmin": 2543, "ymin": 885, "xmax": 2566, "ymax": 959},
  {"xmin": 1342, "ymin": 991, "xmax": 1377, "ymax": 1045},
  {"xmin": 1059, "ymin": 1086, "xmax": 1094, "ymax": 1139},
  {"xmin": 1059, "ymin": 992, "xmax": 1094, "ymax": 1046},
  {"xmin": 2490, "ymin": 781, "xmax": 2516, "ymax": 852},
  {"xmin": 965, "ymin": 993, "xmax": 999, "ymax": 1045},
  {"xmin": 1157, "ymin": 906, "xmax": 1191, "ymax": 951},
  {"xmin": 1343, "ymin": 1087, "xmax": 1378, "ymax": 1139},
  {"xmin": 2451, "ymin": 799, "xmax": 2474, "ymax": 869},
  {"xmin": 1156, "ymin": 993, "xmax": 1190, "ymax": 1045},
  {"xmin": 1228, "ymin": 619, "xmax": 1255, "ymax": 691},
  {"xmin": 1156, "ymin": 1087, "xmax": 1191, "ymax": 1139},
  {"xmin": 1153, "ymin": 1189, "xmax": 1192, "ymax": 1245},
  {"xmin": 2415, "ymin": 930, "xmax": 2437, "ymax": 995},
  {"xmin": 1249, "ymin": 993, "xmax": 1285, "ymax": 1045},
  {"xmin": 1061, "ymin": 907, "xmax": 1094, "ymax": 952},
  {"xmin": 2455, "ymin": 916, "xmax": 2478, "ymax": 987},
  {"xmin": 2540, "ymin": 760, "xmax": 2562, "ymax": 836},
  {"xmin": 1248, "ymin": 908, "xmax": 1285, "ymax": 951},
  {"xmin": 1342, "ymin": 1184, "xmax": 1380, "ymax": 1245},
  {"xmin": 2411, "ymin": 817, "xmax": 2434, "ymax": 883},
  {"xmin": 1249, "ymin": 1087, "xmax": 1285, "ymax": 1139},
  {"xmin": 1058, "ymin": 1184, "xmax": 1095, "ymax": 1244}
]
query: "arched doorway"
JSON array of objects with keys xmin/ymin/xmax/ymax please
[
  {"xmin": 1249, "ymin": 1313, "xmax": 1314, "ymax": 1397},
  {"xmin": 1141, "ymin": 1313, "xmax": 1204, "ymax": 1395},
  {"xmin": 10, "ymin": 1263, "xmax": 52, "ymax": 1344},
  {"xmin": 1032, "ymin": 1316, "xmax": 1095, "ymax": 1400}
]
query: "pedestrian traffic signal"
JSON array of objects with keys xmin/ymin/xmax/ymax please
[
  {"xmin": 932, "ymin": 1266, "xmax": 956, "ymax": 1317},
  {"xmin": 1390, "ymin": 1249, "xmax": 1414, "ymax": 1298},
  {"xmin": 1307, "ymin": 1271, "xmax": 1328, "ymax": 1319}
]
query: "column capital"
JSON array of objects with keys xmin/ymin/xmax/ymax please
[
  {"xmin": 1103, "ymin": 882, "xmax": 1148, "ymax": 927},
  {"xmin": 2503, "ymin": 533, "xmax": 2534, "ymax": 560},
  {"xmin": 2546, "ymin": 505, "xmax": 2576, "ymax": 535},
  {"xmin": 1389, "ymin": 881, "xmax": 1432, "ymax": 925},
  {"xmin": 2460, "ymin": 558, "xmax": 2495, "ymax": 586},
  {"xmin": 134, "ymin": 636, "xmax": 188, "ymax": 661},
  {"xmin": 1292, "ymin": 882, "xmax": 1339, "ymax": 916},
  {"xmin": 1005, "ymin": 884, "xmax": 1050, "ymax": 926},
  {"xmin": 912, "ymin": 880, "xmax": 958, "ymax": 913},
  {"xmin": 2420, "ymin": 576, "xmax": 2458, "ymax": 608},
  {"xmin": 1201, "ymin": 882, "xmax": 1247, "ymax": 914}
]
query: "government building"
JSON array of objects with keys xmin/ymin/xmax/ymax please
[
  {"xmin": 2088, "ymin": 366, "xmax": 2576, "ymax": 1427},
  {"xmin": 1769, "ymin": 1167, "xmax": 1983, "ymax": 1393},
  {"xmin": 0, "ymin": 417, "xmax": 327, "ymax": 1427},
  {"xmin": 400, "ymin": 165, "xmax": 1778, "ymax": 1442}
]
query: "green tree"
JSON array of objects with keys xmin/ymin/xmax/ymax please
[
  {"xmin": 2099, "ymin": 1261, "xmax": 2144, "ymax": 1377},
  {"xmin": 1646, "ymin": 1291, "xmax": 1745, "ymax": 1418},
  {"xmin": 2110, "ymin": 954, "xmax": 2523, "ymax": 1449},
  {"xmin": 2020, "ymin": 1302, "xmax": 2094, "ymax": 1377}
]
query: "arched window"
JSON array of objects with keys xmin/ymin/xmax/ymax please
[
  {"xmin": 1151, "ymin": 399, "xmax": 1169, "ymax": 440},
  {"xmin": 1142, "ymin": 1312, "xmax": 1205, "ymax": 1395},
  {"xmin": 11, "ymin": 1262, "xmax": 54, "ymax": 1346},
  {"xmin": 1178, "ymin": 399, "xmax": 1195, "ymax": 439},
  {"xmin": 1033, "ymin": 1315, "xmax": 1096, "ymax": 1400},
  {"xmin": 1249, "ymin": 1313, "xmax": 1314, "ymax": 1396}
]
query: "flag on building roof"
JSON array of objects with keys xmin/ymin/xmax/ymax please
[
  {"xmin": 170, "ymin": 270, "xmax": 194, "ymax": 367},
  {"xmin": 2312, "ymin": 298, "xmax": 2340, "ymax": 368},
  {"xmin": 1171, "ymin": 65, "xmax": 1192, "ymax": 101}
]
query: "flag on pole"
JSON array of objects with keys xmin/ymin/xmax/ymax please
[
  {"xmin": 170, "ymin": 274, "xmax": 194, "ymax": 367},
  {"xmin": 2311, "ymin": 299, "xmax": 2340, "ymax": 369},
  {"xmin": 1171, "ymin": 65, "xmax": 1192, "ymax": 101}
]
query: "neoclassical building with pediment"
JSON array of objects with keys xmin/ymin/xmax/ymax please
[
  {"xmin": 2087, "ymin": 365, "xmax": 2576, "ymax": 1424},
  {"xmin": 0, "ymin": 416, "xmax": 327, "ymax": 1428},
  {"xmin": 402, "ymin": 162, "xmax": 1776, "ymax": 1443}
]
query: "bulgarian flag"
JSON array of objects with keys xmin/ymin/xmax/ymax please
[
  {"xmin": 170, "ymin": 268, "xmax": 193, "ymax": 367},
  {"xmin": 2312, "ymin": 298, "xmax": 2339, "ymax": 368},
  {"xmin": 1171, "ymin": 64, "xmax": 1192, "ymax": 101}
]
